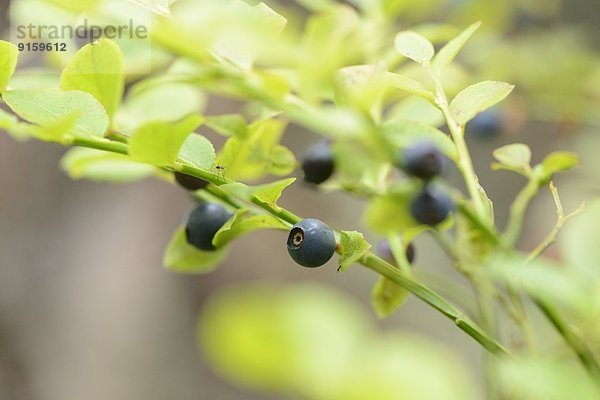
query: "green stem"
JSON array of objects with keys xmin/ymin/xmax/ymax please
[
  {"xmin": 71, "ymin": 137, "xmax": 129, "ymax": 155},
  {"xmin": 533, "ymin": 297, "xmax": 600, "ymax": 381},
  {"xmin": 425, "ymin": 65, "xmax": 489, "ymax": 221},
  {"xmin": 504, "ymin": 177, "xmax": 539, "ymax": 245},
  {"xmin": 456, "ymin": 201, "xmax": 503, "ymax": 246},
  {"xmin": 363, "ymin": 253, "xmax": 508, "ymax": 356},
  {"xmin": 473, "ymin": 277, "xmax": 500, "ymax": 399},
  {"xmin": 69, "ymin": 137, "xmax": 508, "ymax": 357},
  {"xmin": 387, "ymin": 235, "xmax": 412, "ymax": 274}
]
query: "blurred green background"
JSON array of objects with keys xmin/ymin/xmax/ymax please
[{"xmin": 1, "ymin": 0, "xmax": 600, "ymax": 398}]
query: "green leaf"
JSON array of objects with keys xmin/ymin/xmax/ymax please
[
  {"xmin": 290, "ymin": 105, "xmax": 369, "ymax": 139},
  {"xmin": 296, "ymin": 6, "xmax": 361, "ymax": 99},
  {"xmin": 372, "ymin": 276, "xmax": 409, "ymax": 318},
  {"xmin": 384, "ymin": 72, "xmax": 436, "ymax": 104},
  {"xmin": 432, "ymin": 22, "xmax": 481, "ymax": 71},
  {"xmin": 164, "ymin": 227, "xmax": 229, "ymax": 274},
  {"xmin": 450, "ymin": 81, "xmax": 514, "ymax": 126},
  {"xmin": 561, "ymin": 200, "xmax": 600, "ymax": 281},
  {"xmin": 0, "ymin": 40, "xmax": 18, "ymax": 91},
  {"xmin": 394, "ymin": 31, "xmax": 435, "ymax": 64},
  {"xmin": 60, "ymin": 39, "xmax": 124, "ymax": 120},
  {"xmin": 220, "ymin": 182, "xmax": 252, "ymax": 200},
  {"xmin": 206, "ymin": 114, "xmax": 248, "ymax": 138},
  {"xmin": 61, "ymin": 147, "xmax": 155, "ymax": 183},
  {"xmin": 130, "ymin": 0, "xmax": 174, "ymax": 15},
  {"xmin": 499, "ymin": 358, "xmax": 600, "ymax": 400},
  {"xmin": 332, "ymin": 139, "xmax": 390, "ymax": 194},
  {"xmin": 294, "ymin": 0, "xmax": 336, "ymax": 11},
  {"xmin": 30, "ymin": 113, "xmax": 78, "ymax": 143},
  {"xmin": 117, "ymin": 83, "xmax": 206, "ymax": 132},
  {"xmin": 198, "ymin": 283, "xmax": 370, "ymax": 397},
  {"xmin": 251, "ymin": 178, "xmax": 296, "ymax": 210},
  {"xmin": 177, "ymin": 133, "xmax": 216, "ymax": 170},
  {"xmin": 334, "ymin": 64, "xmax": 387, "ymax": 113},
  {"xmin": 535, "ymin": 151, "xmax": 579, "ymax": 184},
  {"xmin": 218, "ymin": 118, "xmax": 288, "ymax": 181},
  {"xmin": 2, "ymin": 89, "xmax": 109, "ymax": 138},
  {"xmin": 211, "ymin": 1, "xmax": 287, "ymax": 69},
  {"xmin": 213, "ymin": 209, "xmax": 289, "ymax": 248},
  {"xmin": 40, "ymin": 0, "xmax": 99, "ymax": 12},
  {"xmin": 387, "ymin": 96, "xmax": 445, "ymax": 126},
  {"xmin": 492, "ymin": 143, "xmax": 532, "ymax": 175},
  {"xmin": 490, "ymin": 256, "xmax": 592, "ymax": 317},
  {"xmin": 338, "ymin": 231, "xmax": 371, "ymax": 272},
  {"xmin": 265, "ymin": 145, "xmax": 297, "ymax": 176},
  {"xmin": 129, "ymin": 114, "xmax": 203, "ymax": 167},
  {"xmin": 0, "ymin": 108, "xmax": 32, "ymax": 140},
  {"xmin": 364, "ymin": 184, "xmax": 422, "ymax": 235},
  {"xmin": 380, "ymin": 119, "xmax": 458, "ymax": 161}
]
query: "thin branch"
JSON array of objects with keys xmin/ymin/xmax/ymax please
[
  {"xmin": 69, "ymin": 136, "xmax": 509, "ymax": 357},
  {"xmin": 503, "ymin": 177, "xmax": 539, "ymax": 245},
  {"xmin": 526, "ymin": 182, "xmax": 585, "ymax": 263}
]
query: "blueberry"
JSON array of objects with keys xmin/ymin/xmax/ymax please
[
  {"xmin": 302, "ymin": 140, "xmax": 335, "ymax": 185},
  {"xmin": 175, "ymin": 172, "xmax": 209, "ymax": 191},
  {"xmin": 410, "ymin": 185, "xmax": 454, "ymax": 226},
  {"xmin": 401, "ymin": 141, "xmax": 446, "ymax": 180},
  {"xmin": 287, "ymin": 219, "xmax": 336, "ymax": 268},
  {"xmin": 185, "ymin": 203, "xmax": 232, "ymax": 251},
  {"xmin": 376, "ymin": 239, "xmax": 416, "ymax": 265},
  {"xmin": 466, "ymin": 110, "xmax": 503, "ymax": 138}
]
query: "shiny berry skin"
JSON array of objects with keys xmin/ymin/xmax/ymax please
[
  {"xmin": 466, "ymin": 110, "xmax": 502, "ymax": 138},
  {"xmin": 175, "ymin": 172, "xmax": 209, "ymax": 191},
  {"xmin": 185, "ymin": 203, "xmax": 232, "ymax": 251},
  {"xmin": 410, "ymin": 185, "xmax": 454, "ymax": 226},
  {"xmin": 287, "ymin": 219, "xmax": 336, "ymax": 268},
  {"xmin": 302, "ymin": 141, "xmax": 335, "ymax": 185},
  {"xmin": 401, "ymin": 141, "xmax": 446, "ymax": 180},
  {"xmin": 376, "ymin": 240, "xmax": 416, "ymax": 265}
]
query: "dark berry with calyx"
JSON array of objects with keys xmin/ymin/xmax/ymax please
[
  {"xmin": 302, "ymin": 140, "xmax": 335, "ymax": 185},
  {"xmin": 175, "ymin": 172, "xmax": 209, "ymax": 191},
  {"xmin": 287, "ymin": 219, "xmax": 336, "ymax": 268},
  {"xmin": 410, "ymin": 185, "xmax": 454, "ymax": 226},
  {"xmin": 376, "ymin": 239, "xmax": 416, "ymax": 265},
  {"xmin": 401, "ymin": 141, "xmax": 446, "ymax": 180},
  {"xmin": 466, "ymin": 110, "xmax": 503, "ymax": 139},
  {"xmin": 185, "ymin": 203, "xmax": 232, "ymax": 251}
]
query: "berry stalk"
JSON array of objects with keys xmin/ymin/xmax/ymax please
[{"xmin": 68, "ymin": 136, "xmax": 509, "ymax": 357}]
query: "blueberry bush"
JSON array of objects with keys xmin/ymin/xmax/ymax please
[{"xmin": 2, "ymin": 0, "xmax": 600, "ymax": 398}]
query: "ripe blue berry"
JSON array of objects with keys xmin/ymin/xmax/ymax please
[
  {"xmin": 402, "ymin": 141, "xmax": 446, "ymax": 180},
  {"xmin": 410, "ymin": 185, "xmax": 454, "ymax": 226},
  {"xmin": 302, "ymin": 141, "xmax": 335, "ymax": 185},
  {"xmin": 466, "ymin": 110, "xmax": 502, "ymax": 138},
  {"xmin": 185, "ymin": 203, "xmax": 232, "ymax": 251},
  {"xmin": 175, "ymin": 172, "xmax": 209, "ymax": 191},
  {"xmin": 287, "ymin": 219, "xmax": 336, "ymax": 268},
  {"xmin": 376, "ymin": 240, "xmax": 416, "ymax": 265}
]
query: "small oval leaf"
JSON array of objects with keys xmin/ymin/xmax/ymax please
[
  {"xmin": 60, "ymin": 39, "xmax": 124, "ymax": 120},
  {"xmin": 3, "ymin": 89, "xmax": 110, "ymax": 138},
  {"xmin": 338, "ymin": 231, "xmax": 371, "ymax": 272},
  {"xmin": 433, "ymin": 22, "xmax": 481, "ymax": 71},
  {"xmin": 492, "ymin": 143, "xmax": 532, "ymax": 173},
  {"xmin": 450, "ymin": 81, "xmax": 514, "ymax": 126},
  {"xmin": 394, "ymin": 31, "xmax": 435, "ymax": 64},
  {"xmin": 163, "ymin": 227, "xmax": 229, "ymax": 274}
]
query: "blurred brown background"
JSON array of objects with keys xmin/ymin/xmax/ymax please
[{"xmin": 1, "ymin": 0, "xmax": 599, "ymax": 399}]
